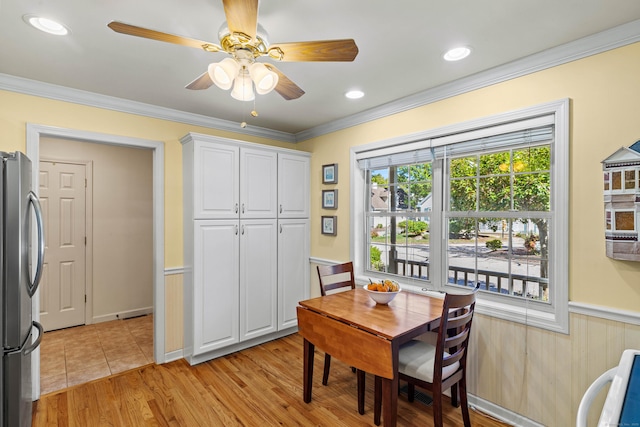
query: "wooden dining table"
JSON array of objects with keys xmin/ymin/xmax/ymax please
[{"xmin": 296, "ymin": 287, "xmax": 444, "ymax": 427}]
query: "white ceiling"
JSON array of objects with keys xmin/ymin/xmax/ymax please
[{"xmin": 1, "ymin": 1, "xmax": 640, "ymax": 138}]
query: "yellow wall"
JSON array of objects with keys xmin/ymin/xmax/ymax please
[
  {"xmin": 300, "ymin": 41, "xmax": 640, "ymax": 312},
  {"xmin": 0, "ymin": 91, "xmax": 295, "ymax": 267}
]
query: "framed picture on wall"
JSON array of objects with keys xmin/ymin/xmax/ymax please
[
  {"xmin": 322, "ymin": 189, "xmax": 338, "ymax": 209},
  {"xmin": 321, "ymin": 216, "xmax": 337, "ymax": 235},
  {"xmin": 322, "ymin": 163, "xmax": 338, "ymax": 184}
]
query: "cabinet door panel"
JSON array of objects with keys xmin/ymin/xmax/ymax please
[
  {"xmin": 278, "ymin": 219, "xmax": 310, "ymax": 329},
  {"xmin": 278, "ymin": 153, "xmax": 310, "ymax": 218},
  {"xmin": 194, "ymin": 220, "xmax": 239, "ymax": 354},
  {"xmin": 241, "ymin": 148, "xmax": 277, "ymax": 218},
  {"xmin": 240, "ymin": 219, "xmax": 278, "ymax": 340},
  {"xmin": 195, "ymin": 143, "xmax": 239, "ymax": 219}
]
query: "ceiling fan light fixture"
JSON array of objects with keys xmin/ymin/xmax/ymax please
[
  {"xmin": 231, "ymin": 72, "xmax": 255, "ymax": 101},
  {"xmin": 249, "ymin": 63, "xmax": 278, "ymax": 95},
  {"xmin": 23, "ymin": 15, "xmax": 69, "ymax": 35},
  {"xmin": 208, "ymin": 58, "xmax": 240, "ymax": 90},
  {"xmin": 443, "ymin": 46, "xmax": 471, "ymax": 61}
]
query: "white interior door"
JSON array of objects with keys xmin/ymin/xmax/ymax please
[{"xmin": 38, "ymin": 160, "xmax": 87, "ymax": 331}]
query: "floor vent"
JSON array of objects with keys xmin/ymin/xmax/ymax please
[{"xmin": 399, "ymin": 384, "xmax": 433, "ymax": 406}]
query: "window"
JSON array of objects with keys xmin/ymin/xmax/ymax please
[
  {"xmin": 614, "ymin": 210, "xmax": 635, "ymax": 231},
  {"xmin": 351, "ymin": 99, "xmax": 569, "ymax": 333},
  {"xmin": 625, "ymin": 170, "xmax": 636, "ymax": 191},
  {"xmin": 365, "ymin": 162, "xmax": 433, "ymax": 279},
  {"xmin": 446, "ymin": 143, "xmax": 551, "ymax": 301}
]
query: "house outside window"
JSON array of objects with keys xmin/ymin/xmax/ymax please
[
  {"xmin": 351, "ymin": 99, "xmax": 569, "ymax": 332},
  {"xmin": 602, "ymin": 140, "xmax": 640, "ymax": 260}
]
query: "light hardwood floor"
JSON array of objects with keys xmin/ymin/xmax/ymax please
[
  {"xmin": 33, "ymin": 333, "xmax": 510, "ymax": 426},
  {"xmin": 39, "ymin": 315, "xmax": 154, "ymax": 394}
]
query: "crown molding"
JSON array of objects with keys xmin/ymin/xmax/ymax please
[
  {"xmin": 2, "ymin": 19, "xmax": 639, "ymax": 144},
  {"xmin": 0, "ymin": 73, "xmax": 297, "ymax": 143},
  {"xmin": 296, "ymin": 18, "xmax": 640, "ymax": 142}
]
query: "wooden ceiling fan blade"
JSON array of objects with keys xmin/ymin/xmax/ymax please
[
  {"xmin": 185, "ymin": 72, "xmax": 213, "ymax": 90},
  {"xmin": 264, "ymin": 64, "xmax": 305, "ymax": 100},
  {"xmin": 222, "ymin": 0, "xmax": 258, "ymax": 39},
  {"xmin": 268, "ymin": 39, "xmax": 358, "ymax": 62},
  {"xmin": 108, "ymin": 21, "xmax": 221, "ymax": 52}
]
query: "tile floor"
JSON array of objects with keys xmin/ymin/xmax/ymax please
[{"xmin": 39, "ymin": 314, "xmax": 154, "ymax": 395}]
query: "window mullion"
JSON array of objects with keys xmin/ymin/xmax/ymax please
[{"xmin": 431, "ymin": 158, "xmax": 445, "ymax": 290}]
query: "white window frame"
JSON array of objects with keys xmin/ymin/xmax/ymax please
[{"xmin": 350, "ymin": 99, "xmax": 569, "ymax": 333}]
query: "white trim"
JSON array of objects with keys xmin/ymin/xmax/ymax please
[
  {"xmin": 569, "ymin": 301, "xmax": 640, "ymax": 326},
  {"xmin": 350, "ymin": 99, "xmax": 570, "ymax": 334},
  {"xmin": 164, "ymin": 349, "xmax": 185, "ymax": 363},
  {"xmin": 26, "ymin": 123, "xmax": 165, "ymax": 401},
  {"xmin": 469, "ymin": 394, "xmax": 544, "ymax": 427},
  {"xmin": 164, "ymin": 267, "xmax": 185, "ymax": 276},
  {"xmin": 92, "ymin": 307, "xmax": 154, "ymax": 323},
  {"xmin": 308, "ymin": 256, "xmax": 341, "ymax": 266}
]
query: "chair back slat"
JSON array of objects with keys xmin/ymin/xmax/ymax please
[
  {"xmin": 442, "ymin": 347, "xmax": 465, "ymax": 367},
  {"xmin": 317, "ymin": 262, "xmax": 355, "ymax": 296},
  {"xmin": 446, "ymin": 309, "xmax": 473, "ymax": 329},
  {"xmin": 444, "ymin": 329, "xmax": 469, "ymax": 351}
]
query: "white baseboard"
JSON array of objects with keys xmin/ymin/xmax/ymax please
[
  {"xmin": 164, "ymin": 349, "xmax": 184, "ymax": 363},
  {"xmin": 469, "ymin": 394, "xmax": 544, "ymax": 427},
  {"xmin": 92, "ymin": 306, "xmax": 153, "ymax": 324}
]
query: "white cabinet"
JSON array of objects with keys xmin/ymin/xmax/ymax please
[
  {"xmin": 241, "ymin": 148, "xmax": 278, "ymax": 219},
  {"xmin": 192, "ymin": 142, "xmax": 239, "ymax": 219},
  {"xmin": 190, "ymin": 141, "xmax": 277, "ymax": 220},
  {"xmin": 192, "ymin": 220, "xmax": 239, "ymax": 354},
  {"xmin": 278, "ymin": 153, "xmax": 310, "ymax": 218},
  {"xmin": 278, "ymin": 219, "xmax": 310, "ymax": 330},
  {"xmin": 182, "ymin": 133, "xmax": 310, "ymax": 364},
  {"xmin": 240, "ymin": 219, "xmax": 277, "ymax": 340}
]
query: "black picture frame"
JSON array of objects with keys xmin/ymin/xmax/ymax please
[
  {"xmin": 322, "ymin": 163, "xmax": 338, "ymax": 184},
  {"xmin": 321, "ymin": 216, "xmax": 337, "ymax": 235},
  {"xmin": 322, "ymin": 189, "xmax": 338, "ymax": 209}
]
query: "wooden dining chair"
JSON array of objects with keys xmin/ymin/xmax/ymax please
[
  {"xmin": 373, "ymin": 287, "xmax": 478, "ymax": 427},
  {"xmin": 316, "ymin": 262, "xmax": 366, "ymax": 415}
]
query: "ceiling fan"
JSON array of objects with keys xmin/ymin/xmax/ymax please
[{"xmin": 107, "ymin": 0, "xmax": 359, "ymax": 102}]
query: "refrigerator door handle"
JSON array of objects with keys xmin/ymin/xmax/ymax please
[
  {"xmin": 27, "ymin": 191, "xmax": 45, "ymax": 297},
  {"xmin": 23, "ymin": 321, "xmax": 44, "ymax": 356}
]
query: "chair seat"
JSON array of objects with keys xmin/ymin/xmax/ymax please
[{"xmin": 398, "ymin": 340, "xmax": 460, "ymax": 383}]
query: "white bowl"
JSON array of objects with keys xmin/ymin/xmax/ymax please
[{"xmin": 364, "ymin": 283, "xmax": 401, "ymax": 305}]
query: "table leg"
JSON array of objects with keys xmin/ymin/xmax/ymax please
[
  {"xmin": 303, "ymin": 338, "xmax": 315, "ymax": 403},
  {"xmin": 357, "ymin": 369, "xmax": 366, "ymax": 415},
  {"xmin": 381, "ymin": 375, "xmax": 398, "ymax": 427},
  {"xmin": 374, "ymin": 376, "xmax": 382, "ymax": 425}
]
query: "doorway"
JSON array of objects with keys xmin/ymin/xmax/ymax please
[
  {"xmin": 36, "ymin": 140, "xmax": 155, "ymax": 394},
  {"xmin": 26, "ymin": 124, "xmax": 166, "ymax": 400}
]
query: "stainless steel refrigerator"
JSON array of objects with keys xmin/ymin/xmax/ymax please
[{"xmin": 1, "ymin": 152, "xmax": 45, "ymax": 427}]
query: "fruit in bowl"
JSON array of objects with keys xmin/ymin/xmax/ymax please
[{"xmin": 364, "ymin": 280, "xmax": 401, "ymax": 304}]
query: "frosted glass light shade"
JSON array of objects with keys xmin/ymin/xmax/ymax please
[
  {"xmin": 231, "ymin": 73, "xmax": 255, "ymax": 101},
  {"xmin": 208, "ymin": 58, "xmax": 240, "ymax": 90},
  {"xmin": 249, "ymin": 63, "xmax": 278, "ymax": 95}
]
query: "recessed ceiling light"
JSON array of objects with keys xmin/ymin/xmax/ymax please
[
  {"xmin": 345, "ymin": 90, "xmax": 364, "ymax": 99},
  {"xmin": 23, "ymin": 15, "xmax": 69, "ymax": 35},
  {"xmin": 443, "ymin": 46, "xmax": 471, "ymax": 62}
]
